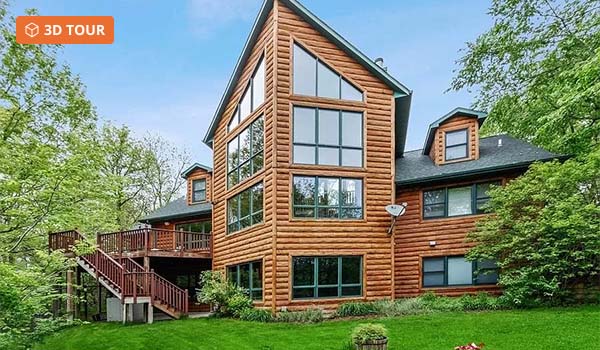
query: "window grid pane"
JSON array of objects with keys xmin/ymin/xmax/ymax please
[
  {"xmin": 227, "ymin": 117, "xmax": 264, "ymax": 189},
  {"xmin": 292, "ymin": 106, "xmax": 363, "ymax": 167},
  {"xmin": 422, "ymin": 256, "xmax": 499, "ymax": 287},
  {"xmin": 292, "ymin": 176, "xmax": 363, "ymax": 220},
  {"xmin": 228, "ymin": 261, "xmax": 263, "ymax": 300},
  {"xmin": 227, "ymin": 183, "xmax": 263, "ymax": 234},
  {"xmin": 292, "ymin": 256, "xmax": 362, "ymax": 299}
]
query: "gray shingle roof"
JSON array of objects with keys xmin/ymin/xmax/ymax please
[
  {"xmin": 395, "ymin": 134, "xmax": 563, "ymax": 186},
  {"xmin": 140, "ymin": 197, "xmax": 212, "ymax": 223}
]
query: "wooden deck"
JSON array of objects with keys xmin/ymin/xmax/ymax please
[{"xmin": 97, "ymin": 228, "xmax": 211, "ymax": 259}]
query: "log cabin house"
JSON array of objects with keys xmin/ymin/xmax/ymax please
[{"xmin": 49, "ymin": 0, "xmax": 561, "ymax": 321}]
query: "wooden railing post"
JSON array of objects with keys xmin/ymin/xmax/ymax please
[
  {"xmin": 144, "ymin": 228, "xmax": 149, "ymax": 257},
  {"xmin": 118, "ymin": 232, "xmax": 123, "ymax": 259}
]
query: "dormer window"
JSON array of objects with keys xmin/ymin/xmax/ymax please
[
  {"xmin": 445, "ymin": 129, "xmax": 468, "ymax": 161},
  {"xmin": 293, "ymin": 43, "xmax": 363, "ymax": 101},
  {"xmin": 192, "ymin": 179, "xmax": 206, "ymax": 203},
  {"xmin": 228, "ymin": 56, "xmax": 265, "ymax": 132}
]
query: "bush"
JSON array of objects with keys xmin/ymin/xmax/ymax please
[
  {"xmin": 276, "ymin": 308, "xmax": 324, "ymax": 323},
  {"xmin": 336, "ymin": 301, "xmax": 377, "ymax": 317},
  {"xmin": 197, "ymin": 271, "xmax": 252, "ymax": 317},
  {"xmin": 351, "ymin": 323, "xmax": 388, "ymax": 345},
  {"xmin": 373, "ymin": 298, "xmax": 426, "ymax": 316},
  {"xmin": 239, "ymin": 308, "xmax": 274, "ymax": 322}
]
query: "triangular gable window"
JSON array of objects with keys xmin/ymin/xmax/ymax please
[
  {"xmin": 293, "ymin": 43, "xmax": 363, "ymax": 102},
  {"xmin": 228, "ymin": 56, "xmax": 265, "ymax": 133}
]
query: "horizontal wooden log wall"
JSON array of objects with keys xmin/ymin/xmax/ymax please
[
  {"xmin": 210, "ymin": 7, "xmax": 276, "ymax": 309},
  {"xmin": 430, "ymin": 116, "xmax": 479, "ymax": 165},
  {"xmin": 272, "ymin": 0, "xmax": 396, "ymax": 312},
  {"xmin": 186, "ymin": 168, "xmax": 212, "ymax": 205},
  {"xmin": 393, "ymin": 176, "xmax": 510, "ymax": 297}
]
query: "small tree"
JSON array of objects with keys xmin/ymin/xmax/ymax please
[
  {"xmin": 467, "ymin": 149, "xmax": 600, "ymax": 305},
  {"xmin": 197, "ymin": 271, "xmax": 252, "ymax": 317}
]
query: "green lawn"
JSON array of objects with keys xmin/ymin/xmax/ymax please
[{"xmin": 36, "ymin": 306, "xmax": 600, "ymax": 350}]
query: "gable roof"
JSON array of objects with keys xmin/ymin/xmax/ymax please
[
  {"xmin": 139, "ymin": 197, "xmax": 212, "ymax": 223},
  {"xmin": 181, "ymin": 163, "xmax": 213, "ymax": 179},
  {"xmin": 397, "ymin": 134, "xmax": 564, "ymax": 186},
  {"xmin": 422, "ymin": 107, "xmax": 487, "ymax": 155},
  {"xmin": 203, "ymin": 0, "xmax": 412, "ymax": 151}
]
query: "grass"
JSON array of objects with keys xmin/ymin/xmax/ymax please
[{"xmin": 35, "ymin": 306, "xmax": 599, "ymax": 350}]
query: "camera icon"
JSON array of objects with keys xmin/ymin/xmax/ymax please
[{"xmin": 25, "ymin": 22, "xmax": 39, "ymax": 38}]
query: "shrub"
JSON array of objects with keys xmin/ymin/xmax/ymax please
[
  {"xmin": 373, "ymin": 298, "xmax": 426, "ymax": 316},
  {"xmin": 197, "ymin": 271, "xmax": 252, "ymax": 317},
  {"xmin": 458, "ymin": 293, "xmax": 502, "ymax": 311},
  {"xmin": 351, "ymin": 323, "xmax": 388, "ymax": 345},
  {"xmin": 419, "ymin": 292, "xmax": 462, "ymax": 312},
  {"xmin": 239, "ymin": 308, "xmax": 273, "ymax": 322},
  {"xmin": 276, "ymin": 308, "xmax": 324, "ymax": 323},
  {"xmin": 336, "ymin": 301, "xmax": 377, "ymax": 317}
]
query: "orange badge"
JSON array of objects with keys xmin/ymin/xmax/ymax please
[{"xmin": 16, "ymin": 16, "xmax": 114, "ymax": 44}]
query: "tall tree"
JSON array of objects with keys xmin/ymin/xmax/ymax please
[{"xmin": 451, "ymin": 0, "xmax": 600, "ymax": 156}]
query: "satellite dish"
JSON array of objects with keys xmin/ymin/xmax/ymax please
[{"xmin": 386, "ymin": 203, "xmax": 407, "ymax": 217}]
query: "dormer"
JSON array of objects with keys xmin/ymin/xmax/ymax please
[
  {"xmin": 423, "ymin": 107, "xmax": 487, "ymax": 166},
  {"xmin": 181, "ymin": 163, "xmax": 213, "ymax": 205}
]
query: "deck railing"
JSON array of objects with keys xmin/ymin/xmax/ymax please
[
  {"xmin": 97, "ymin": 228, "xmax": 211, "ymax": 257},
  {"xmin": 48, "ymin": 230, "xmax": 189, "ymax": 316}
]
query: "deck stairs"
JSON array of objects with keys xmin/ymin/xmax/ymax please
[{"xmin": 49, "ymin": 230, "xmax": 189, "ymax": 320}]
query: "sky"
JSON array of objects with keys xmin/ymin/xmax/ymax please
[{"xmin": 11, "ymin": 0, "xmax": 493, "ymax": 165}]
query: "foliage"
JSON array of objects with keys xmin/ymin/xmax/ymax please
[
  {"xmin": 275, "ymin": 308, "xmax": 324, "ymax": 323},
  {"xmin": 0, "ymin": 252, "xmax": 77, "ymax": 350},
  {"xmin": 454, "ymin": 343, "xmax": 484, "ymax": 350},
  {"xmin": 451, "ymin": 0, "xmax": 600, "ymax": 156},
  {"xmin": 239, "ymin": 308, "xmax": 274, "ymax": 322},
  {"xmin": 350, "ymin": 323, "xmax": 388, "ymax": 345},
  {"xmin": 467, "ymin": 150, "xmax": 600, "ymax": 306},
  {"xmin": 336, "ymin": 300, "xmax": 378, "ymax": 317},
  {"xmin": 197, "ymin": 271, "xmax": 253, "ymax": 317}
]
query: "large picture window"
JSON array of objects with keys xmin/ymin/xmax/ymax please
[
  {"xmin": 423, "ymin": 181, "xmax": 500, "ymax": 219},
  {"xmin": 228, "ymin": 56, "xmax": 265, "ymax": 132},
  {"xmin": 292, "ymin": 256, "xmax": 362, "ymax": 299},
  {"xmin": 293, "ymin": 106, "xmax": 363, "ymax": 167},
  {"xmin": 227, "ymin": 116, "xmax": 264, "ymax": 188},
  {"xmin": 445, "ymin": 129, "xmax": 469, "ymax": 161},
  {"xmin": 227, "ymin": 261, "xmax": 262, "ymax": 300},
  {"xmin": 292, "ymin": 176, "xmax": 362, "ymax": 219},
  {"xmin": 293, "ymin": 43, "xmax": 363, "ymax": 101},
  {"xmin": 191, "ymin": 179, "xmax": 206, "ymax": 203},
  {"xmin": 422, "ymin": 256, "xmax": 499, "ymax": 287},
  {"xmin": 227, "ymin": 182, "xmax": 263, "ymax": 234}
]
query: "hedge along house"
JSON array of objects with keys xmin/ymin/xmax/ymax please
[{"xmin": 49, "ymin": 0, "xmax": 561, "ymax": 320}]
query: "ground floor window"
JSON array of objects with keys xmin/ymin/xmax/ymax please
[
  {"xmin": 292, "ymin": 256, "xmax": 362, "ymax": 299},
  {"xmin": 422, "ymin": 255, "xmax": 499, "ymax": 287},
  {"xmin": 227, "ymin": 261, "xmax": 263, "ymax": 300},
  {"xmin": 175, "ymin": 221, "xmax": 211, "ymax": 233}
]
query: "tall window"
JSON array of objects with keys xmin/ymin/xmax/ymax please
[
  {"xmin": 445, "ymin": 129, "xmax": 469, "ymax": 161},
  {"xmin": 228, "ymin": 116, "xmax": 264, "ymax": 188},
  {"xmin": 422, "ymin": 256, "xmax": 499, "ymax": 287},
  {"xmin": 293, "ymin": 106, "xmax": 363, "ymax": 167},
  {"xmin": 191, "ymin": 179, "xmax": 206, "ymax": 203},
  {"xmin": 227, "ymin": 182, "xmax": 263, "ymax": 234},
  {"xmin": 175, "ymin": 221, "xmax": 211, "ymax": 233},
  {"xmin": 228, "ymin": 56, "xmax": 265, "ymax": 132},
  {"xmin": 293, "ymin": 43, "xmax": 363, "ymax": 101},
  {"xmin": 227, "ymin": 261, "xmax": 262, "ymax": 300},
  {"xmin": 423, "ymin": 181, "xmax": 500, "ymax": 219},
  {"xmin": 292, "ymin": 176, "xmax": 362, "ymax": 219},
  {"xmin": 292, "ymin": 256, "xmax": 362, "ymax": 299}
]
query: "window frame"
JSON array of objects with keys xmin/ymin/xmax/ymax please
[
  {"xmin": 291, "ymin": 256, "xmax": 363, "ymax": 300},
  {"xmin": 422, "ymin": 181, "xmax": 501, "ymax": 219},
  {"xmin": 227, "ymin": 116, "xmax": 264, "ymax": 189},
  {"xmin": 292, "ymin": 42, "xmax": 363, "ymax": 102},
  {"xmin": 227, "ymin": 260, "xmax": 263, "ymax": 301},
  {"xmin": 292, "ymin": 176, "xmax": 363, "ymax": 220},
  {"xmin": 422, "ymin": 255, "xmax": 499, "ymax": 288},
  {"xmin": 175, "ymin": 221, "xmax": 211, "ymax": 234},
  {"xmin": 228, "ymin": 55, "xmax": 266, "ymax": 133},
  {"xmin": 191, "ymin": 179, "xmax": 206, "ymax": 203},
  {"xmin": 292, "ymin": 106, "xmax": 364, "ymax": 167},
  {"xmin": 444, "ymin": 128, "xmax": 470, "ymax": 162},
  {"xmin": 227, "ymin": 182, "xmax": 264, "ymax": 234}
]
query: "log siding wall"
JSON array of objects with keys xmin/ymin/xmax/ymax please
[{"xmin": 393, "ymin": 176, "xmax": 512, "ymax": 297}]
